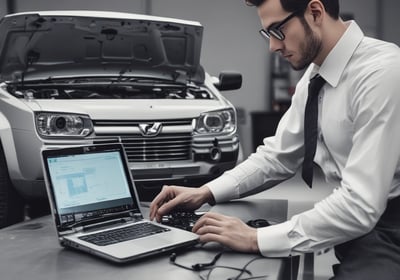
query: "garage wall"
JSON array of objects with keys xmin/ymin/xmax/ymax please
[
  {"xmin": 381, "ymin": 0, "xmax": 400, "ymax": 45},
  {"xmin": 339, "ymin": 0, "xmax": 378, "ymax": 37},
  {"xmin": 0, "ymin": 0, "xmax": 8, "ymax": 17},
  {"xmin": 8, "ymin": 0, "xmax": 145, "ymax": 13}
]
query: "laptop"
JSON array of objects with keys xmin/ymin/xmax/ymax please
[{"xmin": 41, "ymin": 143, "xmax": 199, "ymax": 263}]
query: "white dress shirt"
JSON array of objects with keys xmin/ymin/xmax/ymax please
[{"xmin": 207, "ymin": 21, "xmax": 400, "ymax": 257}]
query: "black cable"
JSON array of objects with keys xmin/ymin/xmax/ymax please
[
  {"xmin": 199, "ymin": 265, "xmax": 254, "ymax": 280},
  {"xmin": 227, "ymin": 256, "xmax": 268, "ymax": 280},
  {"xmin": 169, "ymin": 251, "xmax": 223, "ymax": 271},
  {"xmin": 169, "ymin": 251, "xmax": 251, "ymax": 275},
  {"xmin": 169, "ymin": 250, "xmax": 269, "ymax": 280}
]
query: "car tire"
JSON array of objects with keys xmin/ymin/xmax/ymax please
[
  {"xmin": 0, "ymin": 143, "xmax": 25, "ymax": 228},
  {"xmin": 26, "ymin": 199, "xmax": 50, "ymax": 219}
]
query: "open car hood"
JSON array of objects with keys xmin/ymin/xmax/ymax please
[{"xmin": 0, "ymin": 11, "xmax": 205, "ymax": 83}]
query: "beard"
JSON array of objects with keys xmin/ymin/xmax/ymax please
[{"xmin": 291, "ymin": 17, "xmax": 322, "ymax": 71}]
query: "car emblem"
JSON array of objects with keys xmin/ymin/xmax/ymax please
[{"xmin": 139, "ymin": 122, "xmax": 163, "ymax": 137}]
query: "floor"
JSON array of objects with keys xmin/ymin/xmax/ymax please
[{"xmin": 250, "ymin": 170, "xmax": 338, "ymax": 280}]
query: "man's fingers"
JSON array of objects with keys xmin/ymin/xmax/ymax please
[
  {"xmin": 194, "ymin": 224, "xmax": 223, "ymax": 235},
  {"xmin": 156, "ymin": 198, "xmax": 179, "ymax": 218},
  {"xmin": 192, "ymin": 212, "xmax": 226, "ymax": 232},
  {"xmin": 198, "ymin": 232, "xmax": 227, "ymax": 245},
  {"xmin": 149, "ymin": 185, "xmax": 173, "ymax": 220}
]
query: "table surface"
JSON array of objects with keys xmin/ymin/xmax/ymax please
[{"xmin": 0, "ymin": 198, "xmax": 296, "ymax": 280}]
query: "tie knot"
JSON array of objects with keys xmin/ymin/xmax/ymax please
[{"xmin": 309, "ymin": 74, "xmax": 326, "ymax": 97}]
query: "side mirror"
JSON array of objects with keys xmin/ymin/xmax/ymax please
[{"xmin": 213, "ymin": 72, "xmax": 242, "ymax": 91}]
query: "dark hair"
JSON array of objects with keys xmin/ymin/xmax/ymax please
[{"xmin": 246, "ymin": 0, "xmax": 340, "ymax": 20}]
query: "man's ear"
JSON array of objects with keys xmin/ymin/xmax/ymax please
[{"xmin": 307, "ymin": 0, "xmax": 324, "ymax": 24}]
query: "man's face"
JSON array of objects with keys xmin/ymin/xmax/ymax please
[
  {"xmin": 258, "ymin": 0, "xmax": 322, "ymax": 70},
  {"xmin": 292, "ymin": 17, "xmax": 322, "ymax": 70}
]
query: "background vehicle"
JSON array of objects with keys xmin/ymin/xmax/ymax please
[{"xmin": 0, "ymin": 11, "xmax": 242, "ymax": 228}]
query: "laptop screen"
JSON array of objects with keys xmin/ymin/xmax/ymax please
[{"xmin": 45, "ymin": 146, "xmax": 138, "ymax": 228}]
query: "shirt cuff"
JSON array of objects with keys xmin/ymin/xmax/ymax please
[
  {"xmin": 257, "ymin": 220, "xmax": 296, "ymax": 257},
  {"xmin": 206, "ymin": 174, "xmax": 240, "ymax": 203}
]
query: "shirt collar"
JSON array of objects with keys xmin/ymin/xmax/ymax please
[{"xmin": 316, "ymin": 21, "xmax": 364, "ymax": 87}]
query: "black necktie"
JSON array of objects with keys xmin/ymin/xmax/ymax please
[{"xmin": 302, "ymin": 74, "xmax": 326, "ymax": 188}]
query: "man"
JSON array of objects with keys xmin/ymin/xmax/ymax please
[{"xmin": 150, "ymin": 0, "xmax": 400, "ymax": 279}]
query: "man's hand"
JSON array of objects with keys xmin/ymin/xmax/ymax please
[
  {"xmin": 149, "ymin": 185, "xmax": 214, "ymax": 222},
  {"xmin": 192, "ymin": 212, "xmax": 259, "ymax": 253}
]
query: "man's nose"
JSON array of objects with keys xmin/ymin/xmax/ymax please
[{"xmin": 269, "ymin": 36, "xmax": 283, "ymax": 53}]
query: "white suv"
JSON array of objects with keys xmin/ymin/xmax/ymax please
[{"xmin": 0, "ymin": 11, "xmax": 242, "ymax": 227}]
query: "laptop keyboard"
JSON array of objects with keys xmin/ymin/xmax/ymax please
[{"xmin": 79, "ymin": 222, "xmax": 170, "ymax": 246}]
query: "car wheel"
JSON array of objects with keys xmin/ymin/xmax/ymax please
[
  {"xmin": 26, "ymin": 199, "xmax": 50, "ymax": 219},
  {"xmin": 0, "ymin": 144, "xmax": 25, "ymax": 228}
]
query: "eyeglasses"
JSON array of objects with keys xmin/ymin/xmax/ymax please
[{"xmin": 259, "ymin": 13, "xmax": 297, "ymax": 41}]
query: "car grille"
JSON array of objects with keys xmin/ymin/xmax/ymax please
[
  {"xmin": 120, "ymin": 134, "xmax": 192, "ymax": 162},
  {"xmin": 93, "ymin": 119, "xmax": 193, "ymax": 162}
]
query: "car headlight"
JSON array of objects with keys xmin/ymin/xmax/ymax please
[
  {"xmin": 194, "ymin": 109, "xmax": 236, "ymax": 134},
  {"xmin": 36, "ymin": 113, "xmax": 93, "ymax": 137}
]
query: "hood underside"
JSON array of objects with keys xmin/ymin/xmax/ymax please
[{"xmin": 0, "ymin": 11, "xmax": 205, "ymax": 83}]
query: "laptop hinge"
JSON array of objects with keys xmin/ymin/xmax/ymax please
[
  {"xmin": 63, "ymin": 211, "xmax": 143, "ymax": 234},
  {"xmin": 81, "ymin": 217, "xmax": 129, "ymax": 232}
]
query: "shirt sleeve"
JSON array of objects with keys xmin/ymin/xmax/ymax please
[
  {"xmin": 209, "ymin": 53, "xmax": 400, "ymax": 257},
  {"xmin": 207, "ymin": 75, "xmax": 310, "ymax": 203},
  {"xmin": 205, "ymin": 75, "xmax": 311, "ymax": 256},
  {"xmin": 285, "ymin": 62, "xmax": 400, "ymax": 254},
  {"xmin": 266, "ymin": 63, "xmax": 400, "ymax": 256}
]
